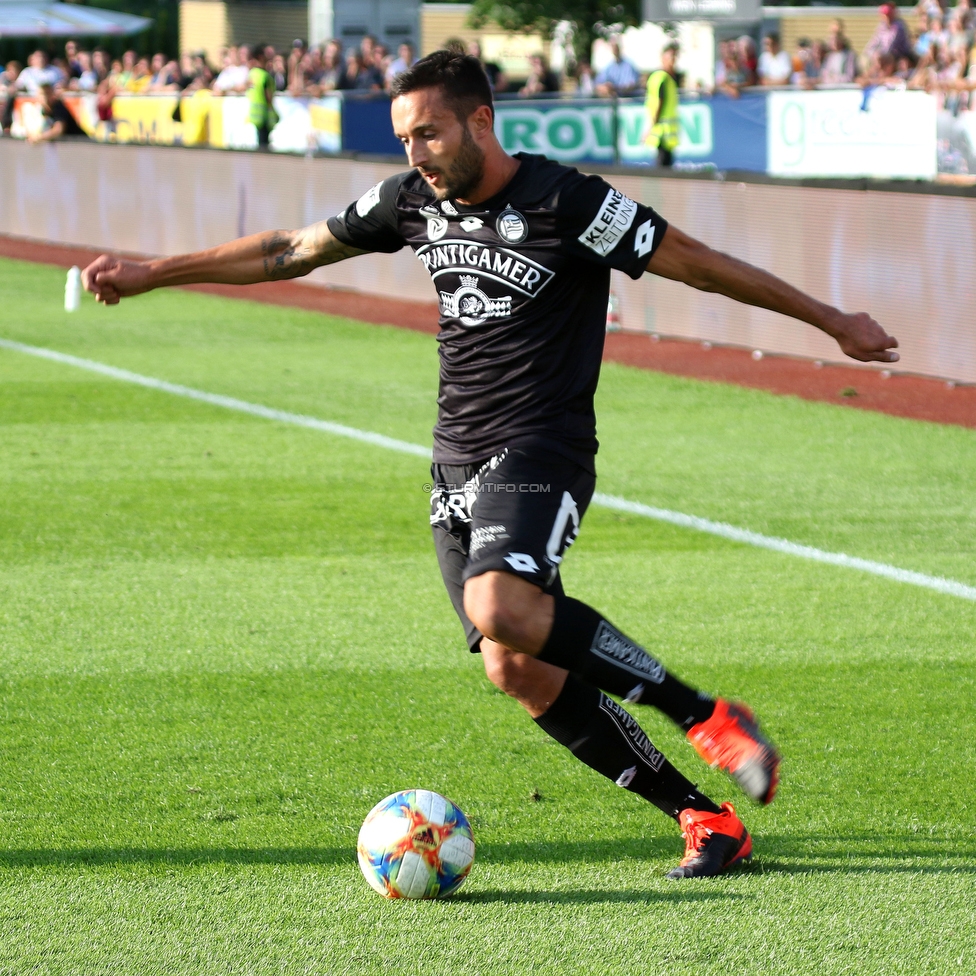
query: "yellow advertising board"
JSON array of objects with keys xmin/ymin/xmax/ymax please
[
  {"xmin": 180, "ymin": 90, "xmax": 213, "ymax": 146},
  {"xmin": 92, "ymin": 91, "xmax": 212, "ymax": 146},
  {"xmin": 96, "ymin": 94, "xmax": 180, "ymax": 144},
  {"xmin": 309, "ymin": 101, "xmax": 340, "ymax": 143},
  {"xmin": 12, "ymin": 91, "xmax": 336, "ymax": 153}
]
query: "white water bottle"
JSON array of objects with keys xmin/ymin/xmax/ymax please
[
  {"xmin": 605, "ymin": 290, "xmax": 621, "ymax": 332},
  {"xmin": 64, "ymin": 266, "xmax": 82, "ymax": 312}
]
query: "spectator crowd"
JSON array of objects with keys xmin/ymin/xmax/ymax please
[
  {"xmin": 0, "ymin": 35, "xmax": 426, "ymax": 136},
  {"xmin": 715, "ymin": 0, "xmax": 976, "ymax": 107},
  {"xmin": 5, "ymin": 1, "xmax": 976, "ymax": 140}
]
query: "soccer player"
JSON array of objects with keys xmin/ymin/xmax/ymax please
[{"xmin": 81, "ymin": 52, "xmax": 899, "ymax": 879}]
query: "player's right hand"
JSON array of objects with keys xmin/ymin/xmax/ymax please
[{"xmin": 81, "ymin": 255, "xmax": 154, "ymax": 305}]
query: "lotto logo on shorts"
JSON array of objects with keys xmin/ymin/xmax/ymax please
[
  {"xmin": 504, "ymin": 552, "xmax": 540, "ymax": 574},
  {"xmin": 591, "ymin": 621, "xmax": 666, "ymax": 684}
]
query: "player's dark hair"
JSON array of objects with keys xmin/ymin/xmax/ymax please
[{"xmin": 390, "ymin": 50, "xmax": 493, "ymax": 123}]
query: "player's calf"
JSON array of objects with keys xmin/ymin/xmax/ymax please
[
  {"xmin": 534, "ymin": 673, "xmax": 722, "ymax": 821},
  {"xmin": 466, "ymin": 575, "xmax": 714, "ymax": 731}
]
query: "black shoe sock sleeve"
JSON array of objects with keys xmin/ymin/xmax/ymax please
[{"xmin": 538, "ymin": 596, "xmax": 714, "ymax": 730}]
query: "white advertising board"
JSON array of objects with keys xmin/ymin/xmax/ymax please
[
  {"xmin": 768, "ymin": 89, "xmax": 937, "ymax": 179},
  {"xmin": 214, "ymin": 95, "xmax": 342, "ymax": 154}
]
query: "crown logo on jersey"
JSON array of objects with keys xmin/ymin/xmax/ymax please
[{"xmin": 439, "ymin": 276, "xmax": 512, "ymax": 328}]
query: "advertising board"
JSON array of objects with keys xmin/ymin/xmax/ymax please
[
  {"xmin": 938, "ymin": 108, "xmax": 976, "ymax": 174},
  {"xmin": 210, "ymin": 95, "xmax": 340, "ymax": 153},
  {"xmin": 12, "ymin": 93, "xmax": 98, "ymax": 139},
  {"xmin": 341, "ymin": 93, "xmax": 403, "ymax": 155},
  {"xmin": 12, "ymin": 89, "xmax": 942, "ymax": 181},
  {"xmin": 102, "ymin": 94, "xmax": 183, "ymax": 146},
  {"xmin": 493, "ymin": 94, "xmax": 766, "ymax": 171},
  {"xmin": 767, "ymin": 89, "xmax": 937, "ymax": 179}
]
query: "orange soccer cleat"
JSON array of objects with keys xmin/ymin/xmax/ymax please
[
  {"xmin": 687, "ymin": 698, "xmax": 781, "ymax": 804},
  {"xmin": 666, "ymin": 803, "xmax": 752, "ymax": 880}
]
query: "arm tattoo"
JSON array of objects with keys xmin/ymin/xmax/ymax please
[{"xmin": 260, "ymin": 223, "xmax": 366, "ymax": 280}]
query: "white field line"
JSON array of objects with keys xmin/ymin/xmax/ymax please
[
  {"xmin": 591, "ymin": 493, "xmax": 976, "ymax": 601},
  {"xmin": 4, "ymin": 336, "xmax": 975, "ymax": 603},
  {"xmin": 0, "ymin": 338, "xmax": 430, "ymax": 459}
]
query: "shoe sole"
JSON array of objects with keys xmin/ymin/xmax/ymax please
[
  {"xmin": 734, "ymin": 753, "xmax": 779, "ymax": 805},
  {"xmin": 704, "ymin": 704, "xmax": 781, "ymax": 805}
]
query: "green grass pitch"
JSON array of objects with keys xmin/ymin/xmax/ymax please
[{"xmin": 1, "ymin": 255, "xmax": 974, "ymax": 974}]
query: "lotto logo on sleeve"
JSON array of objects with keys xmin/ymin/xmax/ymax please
[{"xmin": 579, "ymin": 189, "xmax": 639, "ymax": 256}]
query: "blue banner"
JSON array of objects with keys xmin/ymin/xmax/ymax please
[
  {"xmin": 341, "ymin": 93, "xmax": 404, "ymax": 157},
  {"xmin": 338, "ymin": 92, "xmax": 767, "ymax": 173}
]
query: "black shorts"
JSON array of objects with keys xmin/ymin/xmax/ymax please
[{"xmin": 430, "ymin": 447, "xmax": 596, "ymax": 651}]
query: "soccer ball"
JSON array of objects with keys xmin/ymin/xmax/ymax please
[{"xmin": 357, "ymin": 789, "xmax": 475, "ymax": 899}]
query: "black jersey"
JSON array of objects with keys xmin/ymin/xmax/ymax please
[{"xmin": 327, "ymin": 152, "xmax": 667, "ymax": 468}]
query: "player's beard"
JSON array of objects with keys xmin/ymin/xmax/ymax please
[{"xmin": 431, "ymin": 127, "xmax": 484, "ymax": 201}]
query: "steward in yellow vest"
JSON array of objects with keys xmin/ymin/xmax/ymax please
[
  {"xmin": 645, "ymin": 43, "xmax": 680, "ymax": 168},
  {"xmin": 247, "ymin": 45, "xmax": 278, "ymax": 149}
]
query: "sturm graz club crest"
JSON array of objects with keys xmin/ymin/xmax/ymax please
[
  {"xmin": 440, "ymin": 275, "xmax": 512, "ymax": 327},
  {"xmin": 496, "ymin": 208, "xmax": 527, "ymax": 244}
]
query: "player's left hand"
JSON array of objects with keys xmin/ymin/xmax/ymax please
[{"xmin": 826, "ymin": 311, "xmax": 899, "ymax": 363}]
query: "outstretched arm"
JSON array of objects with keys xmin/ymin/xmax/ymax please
[
  {"xmin": 647, "ymin": 224, "xmax": 899, "ymax": 364},
  {"xmin": 82, "ymin": 221, "xmax": 367, "ymax": 305}
]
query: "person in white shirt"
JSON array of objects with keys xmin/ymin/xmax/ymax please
[
  {"xmin": 821, "ymin": 19, "xmax": 857, "ymax": 85},
  {"xmin": 385, "ymin": 43, "xmax": 415, "ymax": 89},
  {"xmin": 213, "ymin": 45, "xmax": 250, "ymax": 93},
  {"xmin": 16, "ymin": 50, "xmax": 63, "ymax": 95},
  {"xmin": 758, "ymin": 33, "xmax": 792, "ymax": 86}
]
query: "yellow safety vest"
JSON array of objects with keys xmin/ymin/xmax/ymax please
[
  {"xmin": 645, "ymin": 69, "xmax": 679, "ymax": 151},
  {"xmin": 247, "ymin": 67, "xmax": 277, "ymax": 128}
]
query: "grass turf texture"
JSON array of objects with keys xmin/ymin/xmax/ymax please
[{"xmin": 0, "ymin": 255, "xmax": 974, "ymax": 975}]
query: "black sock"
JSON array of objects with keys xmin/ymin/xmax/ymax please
[
  {"xmin": 537, "ymin": 596, "xmax": 714, "ymax": 731},
  {"xmin": 534, "ymin": 674, "xmax": 721, "ymax": 820}
]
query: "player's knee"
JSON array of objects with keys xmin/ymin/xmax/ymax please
[
  {"xmin": 466, "ymin": 598, "xmax": 517, "ymax": 646},
  {"xmin": 463, "ymin": 572, "xmax": 528, "ymax": 645},
  {"xmin": 464, "ymin": 573, "xmax": 519, "ymax": 643}
]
